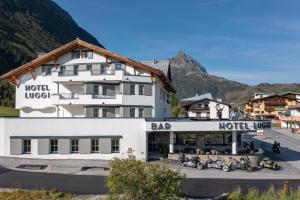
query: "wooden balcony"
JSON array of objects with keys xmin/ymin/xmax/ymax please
[{"xmin": 265, "ymin": 101, "xmax": 286, "ymax": 106}]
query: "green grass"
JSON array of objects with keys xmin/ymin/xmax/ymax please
[
  {"xmin": 0, "ymin": 190, "xmax": 73, "ymax": 200},
  {"xmin": 0, "ymin": 106, "xmax": 19, "ymax": 117},
  {"xmin": 272, "ymin": 123, "xmax": 281, "ymax": 129}
]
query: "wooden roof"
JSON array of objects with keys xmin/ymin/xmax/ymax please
[{"xmin": 1, "ymin": 38, "xmax": 176, "ymax": 93}]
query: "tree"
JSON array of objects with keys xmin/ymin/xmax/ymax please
[{"xmin": 106, "ymin": 158, "xmax": 185, "ymax": 200}]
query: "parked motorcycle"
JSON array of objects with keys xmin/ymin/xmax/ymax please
[
  {"xmin": 259, "ymin": 157, "xmax": 279, "ymax": 170},
  {"xmin": 206, "ymin": 159, "xmax": 230, "ymax": 172},
  {"xmin": 230, "ymin": 157, "xmax": 253, "ymax": 171},
  {"xmin": 178, "ymin": 153, "xmax": 204, "ymax": 170}
]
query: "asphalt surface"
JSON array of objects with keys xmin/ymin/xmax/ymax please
[{"xmin": 0, "ymin": 168, "xmax": 299, "ymax": 197}]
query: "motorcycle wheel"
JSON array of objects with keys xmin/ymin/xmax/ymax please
[
  {"xmin": 222, "ymin": 165, "xmax": 230, "ymax": 172},
  {"xmin": 197, "ymin": 163, "xmax": 204, "ymax": 170}
]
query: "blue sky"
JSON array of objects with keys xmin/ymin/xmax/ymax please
[{"xmin": 54, "ymin": 0, "xmax": 300, "ymax": 85}]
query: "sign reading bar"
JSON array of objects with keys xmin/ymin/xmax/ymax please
[
  {"xmin": 219, "ymin": 121, "xmax": 271, "ymax": 130},
  {"xmin": 151, "ymin": 123, "xmax": 171, "ymax": 131},
  {"xmin": 25, "ymin": 85, "xmax": 51, "ymax": 99}
]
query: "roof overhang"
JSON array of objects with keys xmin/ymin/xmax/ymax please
[{"xmin": 1, "ymin": 39, "xmax": 176, "ymax": 94}]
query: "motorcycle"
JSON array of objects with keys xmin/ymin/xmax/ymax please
[
  {"xmin": 206, "ymin": 159, "xmax": 230, "ymax": 172},
  {"xmin": 272, "ymin": 141, "xmax": 280, "ymax": 154},
  {"xmin": 259, "ymin": 157, "xmax": 279, "ymax": 170},
  {"xmin": 178, "ymin": 153, "xmax": 204, "ymax": 170},
  {"xmin": 230, "ymin": 157, "xmax": 253, "ymax": 171}
]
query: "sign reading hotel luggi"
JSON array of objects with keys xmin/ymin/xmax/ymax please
[
  {"xmin": 24, "ymin": 85, "xmax": 51, "ymax": 99},
  {"xmin": 218, "ymin": 121, "xmax": 271, "ymax": 130}
]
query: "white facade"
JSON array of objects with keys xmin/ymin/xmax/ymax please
[{"xmin": 15, "ymin": 49, "xmax": 171, "ymax": 118}]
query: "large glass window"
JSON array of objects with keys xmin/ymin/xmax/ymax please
[
  {"xmin": 71, "ymin": 51, "xmax": 80, "ymax": 59},
  {"xmin": 139, "ymin": 85, "xmax": 144, "ymax": 95},
  {"xmin": 71, "ymin": 139, "xmax": 79, "ymax": 153},
  {"xmin": 130, "ymin": 84, "xmax": 135, "ymax": 95},
  {"xmin": 205, "ymin": 133, "xmax": 226, "ymax": 146},
  {"xmin": 111, "ymin": 138, "xmax": 120, "ymax": 153},
  {"xmin": 138, "ymin": 108, "xmax": 144, "ymax": 117},
  {"xmin": 115, "ymin": 63, "xmax": 122, "ymax": 70},
  {"xmin": 103, "ymin": 108, "xmax": 108, "ymax": 117},
  {"xmin": 50, "ymin": 139, "xmax": 58, "ymax": 154},
  {"xmin": 45, "ymin": 66, "xmax": 52, "ymax": 76},
  {"xmin": 130, "ymin": 108, "xmax": 135, "ymax": 118},
  {"xmin": 93, "ymin": 108, "xmax": 99, "ymax": 117},
  {"xmin": 23, "ymin": 139, "xmax": 31, "ymax": 154},
  {"xmin": 73, "ymin": 65, "xmax": 79, "ymax": 75},
  {"xmin": 91, "ymin": 139, "xmax": 99, "ymax": 153}
]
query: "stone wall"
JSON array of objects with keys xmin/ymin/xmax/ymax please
[{"xmin": 168, "ymin": 153, "xmax": 263, "ymax": 167}]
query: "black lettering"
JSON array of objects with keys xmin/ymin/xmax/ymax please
[
  {"xmin": 245, "ymin": 123, "xmax": 249, "ymax": 129},
  {"xmin": 219, "ymin": 123, "xmax": 225, "ymax": 130},
  {"xmin": 30, "ymin": 85, "xmax": 37, "ymax": 91},
  {"xmin": 158, "ymin": 123, "xmax": 164, "ymax": 130},
  {"xmin": 234, "ymin": 122, "xmax": 239, "ymax": 129},
  {"xmin": 25, "ymin": 85, "xmax": 31, "ymax": 91},
  {"xmin": 165, "ymin": 123, "xmax": 171, "ymax": 130},
  {"xmin": 226, "ymin": 123, "xmax": 233, "ymax": 130},
  {"xmin": 41, "ymin": 93, "xmax": 47, "ymax": 98},
  {"xmin": 151, "ymin": 123, "xmax": 157, "ymax": 130},
  {"xmin": 240, "ymin": 123, "xmax": 244, "ymax": 130},
  {"xmin": 46, "ymin": 85, "xmax": 50, "ymax": 91}
]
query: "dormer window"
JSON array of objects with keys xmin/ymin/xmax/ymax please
[
  {"xmin": 115, "ymin": 63, "xmax": 122, "ymax": 70},
  {"xmin": 82, "ymin": 50, "xmax": 93, "ymax": 59},
  {"xmin": 71, "ymin": 51, "xmax": 80, "ymax": 59}
]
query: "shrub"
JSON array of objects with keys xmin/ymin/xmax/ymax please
[
  {"xmin": 245, "ymin": 187, "xmax": 259, "ymax": 200},
  {"xmin": 106, "ymin": 157, "xmax": 185, "ymax": 200},
  {"xmin": 227, "ymin": 186, "xmax": 242, "ymax": 200},
  {"xmin": 0, "ymin": 189, "xmax": 72, "ymax": 200}
]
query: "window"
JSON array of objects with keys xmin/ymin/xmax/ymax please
[
  {"xmin": 93, "ymin": 85, "xmax": 99, "ymax": 95},
  {"xmin": 71, "ymin": 51, "xmax": 80, "ymax": 59},
  {"xmin": 115, "ymin": 63, "xmax": 122, "ymax": 70},
  {"xmin": 50, "ymin": 139, "xmax": 58, "ymax": 154},
  {"xmin": 82, "ymin": 51, "xmax": 88, "ymax": 58},
  {"xmin": 103, "ymin": 108, "xmax": 108, "ymax": 117},
  {"xmin": 130, "ymin": 84, "xmax": 135, "ymax": 95},
  {"xmin": 86, "ymin": 64, "xmax": 92, "ymax": 71},
  {"xmin": 58, "ymin": 66, "xmax": 65, "ymax": 76},
  {"xmin": 130, "ymin": 108, "xmax": 135, "ymax": 118},
  {"xmin": 139, "ymin": 85, "xmax": 144, "ymax": 95},
  {"xmin": 91, "ymin": 139, "xmax": 99, "ymax": 153},
  {"xmin": 93, "ymin": 108, "xmax": 99, "ymax": 117},
  {"xmin": 45, "ymin": 66, "xmax": 52, "ymax": 76},
  {"xmin": 73, "ymin": 65, "xmax": 79, "ymax": 75},
  {"xmin": 71, "ymin": 139, "xmax": 79, "ymax": 153},
  {"xmin": 23, "ymin": 139, "xmax": 31, "ymax": 154},
  {"xmin": 138, "ymin": 108, "xmax": 144, "ymax": 117},
  {"xmin": 111, "ymin": 138, "xmax": 120, "ymax": 153},
  {"xmin": 100, "ymin": 64, "xmax": 109, "ymax": 74}
]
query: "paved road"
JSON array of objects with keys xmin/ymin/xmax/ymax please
[
  {"xmin": 0, "ymin": 168, "xmax": 299, "ymax": 197},
  {"xmin": 260, "ymin": 129, "xmax": 300, "ymax": 171}
]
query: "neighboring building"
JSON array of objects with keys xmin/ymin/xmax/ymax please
[
  {"xmin": 0, "ymin": 39, "xmax": 270, "ymax": 160},
  {"xmin": 281, "ymin": 103, "xmax": 300, "ymax": 133},
  {"xmin": 245, "ymin": 94, "xmax": 297, "ymax": 119},
  {"xmin": 281, "ymin": 92, "xmax": 300, "ymax": 102},
  {"xmin": 180, "ymin": 93, "xmax": 230, "ymax": 119}
]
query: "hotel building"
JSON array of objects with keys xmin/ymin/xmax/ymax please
[{"xmin": 0, "ymin": 39, "xmax": 270, "ymax": 160}]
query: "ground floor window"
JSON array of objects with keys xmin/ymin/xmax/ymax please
[
  {"xmin": 50, "ymin": 139, "xmax": 58, "ymax": 154},
  {"xmin": 111, "ymin": 138, "xmax": 120, "ymax": 153},
  {"xmin": 71, "ymin": 139, "xmax": 79, "ymax": 153},
  {"xmin": 23, "ymin": 139, "xmax": 31, "ymax": 154},
  {"xmin": 91, "ymin": 139, "xmax": 99, "ymax": 153}
]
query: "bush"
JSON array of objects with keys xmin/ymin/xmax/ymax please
[
  {"xmin": 227, "ymin": 187, "xmax": 242, "ymax": 200},
  {"xmin": 0, "ymin": 189, "xmax": 72, "ymax": 200},
  {"xmin": 106, "ymin": 157, "xmax": 185, "ymax": 200}
]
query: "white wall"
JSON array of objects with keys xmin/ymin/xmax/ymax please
[
  {"xmin": 154, "ymin": 79, "xmax": 171, "ymax": 118},
  {"xmin": 0, "ymin": 118, "xmax": 147, "ymax": 160}
]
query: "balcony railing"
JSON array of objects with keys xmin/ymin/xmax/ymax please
[
  {"xmin": 91, "ymin": 69, "xmax": 115, "ymax": 75},
  {"xmin": 57, "ymin": 93, "xmax": 80, "ymax": 99},
  {"xmin": 92, "ymin": 94, "xmax": 116, "ymax": 99},
  {"xmin": 265, "ymin": 101, "xmax": 286, "ymax": 106},
  {"xmin": 58, "ymin": 70, "xmax": 78, "ymax": 76}
]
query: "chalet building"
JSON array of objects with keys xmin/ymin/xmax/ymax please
[
  {"xmin": 180, "ymin": 93, "xmax": 230, "ymax": 119},
  {"xmin": 0, "ymin": 39, "xmax": 270, "ymax": 160},
  {"xmin": 281, "ymin": 103, "xmax": 300, "ymax": 133},
  {"xmin": 245, "ymin": 94, "xmax": 298, "ymax": 119}
]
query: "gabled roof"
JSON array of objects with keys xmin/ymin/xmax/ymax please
[
  {"xmin": 181, "ymin": 98, "xmax": 231, "ymax": 108},
  {"xmin": 1, "ymin": 39, "xmax": 176, "ymax": 93},
  {"xmin": 180, "ymin": 93, "xmax": 213, "ymax": 102}
]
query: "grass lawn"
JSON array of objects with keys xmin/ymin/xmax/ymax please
[
  {"xmin": 0, "ymin": 190, "xmax": 73, "ymax": 200},
  {"xmin": 0, "ymin": 106, "xmax": 19, "ymax": 117}
]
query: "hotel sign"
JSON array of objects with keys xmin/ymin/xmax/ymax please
[
  {"xmin": 25, "ymin": 85, "xmax": 51, "ymax": 99},
  {"xmin": 219, "ymin": 121, "xmax": 271, "ymax": 130}
]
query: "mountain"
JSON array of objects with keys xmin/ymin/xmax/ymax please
[
  {"xmin": 170, "ymin": 51, "xmax": 248, "ymax": 101},
  {"xmin": 0, "ymin": 0, "xmax": 104, "ymax": 74},
  {"xmin": 169, "ymin": 51, "xmax": 300, "ymax": 106}
]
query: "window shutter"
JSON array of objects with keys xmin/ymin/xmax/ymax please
[
  {"xmin": 123, "ymin": 83, "xmax": 130, "ymax": 95},
  {"xmin": 99, "ymin": 138, "xmax": 111, "ymax": 154},
  {"xmin": 10, "ymin": 139, "xmax": 22, "ymax": 155},
  {"xmin": 79, "ymin": 138, "xmax": 91, "ymax": 154},
  {"xmin": 38, "ymin": 139, "xmax": 49, "ymax": 155},
  {"xmin": 144, "ymin": 108, "xmax": 152, "ymax": 117}
]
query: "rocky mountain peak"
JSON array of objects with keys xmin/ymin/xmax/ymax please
[{"xmin": 170, "ymin": 51, "xmax": 207, "ymax": 74}]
